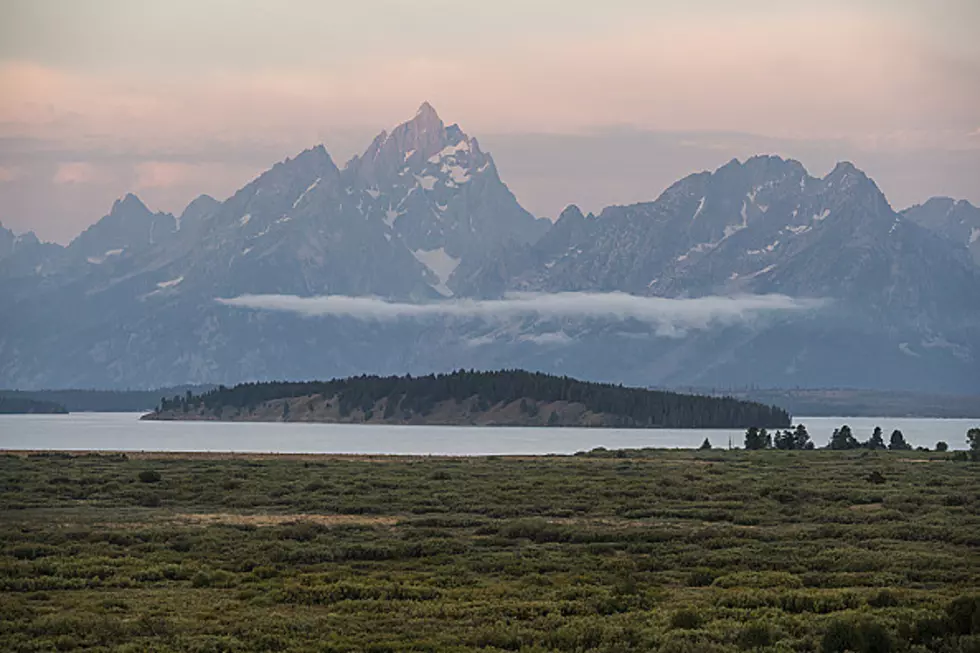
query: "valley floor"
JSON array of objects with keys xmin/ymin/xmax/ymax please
[{"xmin": 1, "ymin": 450, "xmax": 978, "ymax": 652}]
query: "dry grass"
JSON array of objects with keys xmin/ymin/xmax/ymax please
[{"xmin": 172, "ymin": 512, "xmax": 400, "ymax": 527}]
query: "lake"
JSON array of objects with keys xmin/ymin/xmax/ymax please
[{"xmin": 0, "ymin": 413, "xmax": 975, "ymax": 455}]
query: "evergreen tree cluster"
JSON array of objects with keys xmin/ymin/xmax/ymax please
[
  {"xmin": 827, "ymin": 425, "xmax": 914, "ymax": 451},
  {"xmin": 162, "ymin": 369, "xmax": 791, "ymax": 429},
  {"xmin": 0, "ymin": 396, "xmax": 68, "ymax": 414},
  {"xmin": 739, "ymin": 424, "xmax": 952, "ymax": 452},
  {"xmin": 744, "ymin": 425, "xmax": 814, "ymax": 450}
]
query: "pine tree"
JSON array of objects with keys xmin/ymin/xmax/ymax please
[
  {"xmin": 888, "ymin": 430, "xmax": 911, "ymax": 451},
  {"xmin": 967, "ymin": 428, "xmax": 980, "ymax": 452},
  {"xmin": 744, "ymin": 427, "xmax": 770, "ymax": 450},
  {"xmin": 793, "ymin": 424, "xmax": 811, "ymax": 450},
  {"xmin": 865, "ymin": 426, "xmax": 886, "ymax": 450},
  {"xmin": 828, "ymin": 425, "xmax": 860, "ymax": 450}
]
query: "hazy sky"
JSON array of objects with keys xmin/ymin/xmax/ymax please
[{"xmin": 1, "ymin": 0, "xmax": 978, "ymax": 242}]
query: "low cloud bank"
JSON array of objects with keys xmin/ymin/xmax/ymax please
[{"xmin": 217, "ymin": 292, "xmax": 827, "ymax": 336}]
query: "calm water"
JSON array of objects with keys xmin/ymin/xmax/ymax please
[{"xmin": 0, "ymin": 413, "xmax": 974, "ymax": 455}]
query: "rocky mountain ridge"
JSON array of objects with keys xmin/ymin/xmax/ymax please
[{"xmin": 1, "ymin": 104, "xmax": 978, "ymax": 392}]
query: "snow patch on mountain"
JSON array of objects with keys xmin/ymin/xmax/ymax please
[
  {"xmin": 157, "ymin": 276, "xmax": 184, "ymax": 288},
  {"xmin": 412, "ymin": 247, "xmax": 461, "ymax": 296},
  {"xmin": 428, "ymin": 140, "xmax": 470, "ymax": 163},
  {"xmin": 416, "ymin": 175, "xmax": 438, "ymax": 191},
  {"xmin": 444, "ymin": 164, "xmax": 470, "ymax": 184},
  {"xmin": 898, "ymin": 342, "xmax": 920, "ymax": 357},
  {"xmin": 87, "ymin": 248, "xmax": 124, "ymax": 264},
  {"xmin": 745, "ymin": 264, "xmax": 776, "ymax": 279},
  {"xmin": 724, "ymin": 201, "xmax": 749, "ymax": 238},
  {"xmin": 292, "ymin": 179, "xmax": 320, "ymax": 208},
  {"xmin": 692, "ymin": 197, "xmax": 706, "ymax": 220},
  {"xmin": 747, "ymin": 240, "xmax": 779, "ymax": 255}
]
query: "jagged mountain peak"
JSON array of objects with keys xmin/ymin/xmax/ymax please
[
  {"xmin": 907, "ymin": 196, "xmax": 975, "ymax": 214},
  {"xmin": 414, "ymin": 101, "xmax": 441, "ymax": 125},
  {"xmin": 109, "ymin": 193, "xmax": 151, "ymax": 217},
  {"xmin": 177, "ymin": 194, "xmax": 221, "ymax": 231},
  {"xmin": 68, "ymin": 193, "xmax": 176, "ymax": 261},
  {"xmin": 278, "ymin": 144, "xmax": 337, "ymax": 173},
  {"xmin": 557, "ymin": 205, "xmax": 587, "ymax": 222},
  {"xmin": 902, "ymin": 195, "xmax": 980, "ymax": 265},
  {"xmin": 388, "ymin": 102, "xmax": 449, "ymax": 157}
]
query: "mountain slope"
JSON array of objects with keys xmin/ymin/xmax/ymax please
[{"xmin": 902, "ymin": 197, "xmax": 980, "ymax": 266}]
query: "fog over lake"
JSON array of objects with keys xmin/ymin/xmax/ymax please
[{"xmin": 0, "ymin": 413, "xmax": 973, "ymax": 455}]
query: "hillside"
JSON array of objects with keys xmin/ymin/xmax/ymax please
[
  {"xmin": 0, "ymin": 396, "xmax": 68, "ymax": 414},
  {"xmin": 143, "ymin": 370, "xmax": 790, "ymax": 428},
  {"xmin": 0, "ymin": 386, "xmax": 215, "ymax": 412}
]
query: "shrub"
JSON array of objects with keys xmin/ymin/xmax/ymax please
[
  {"xmin": 670, "ymin": 609, "xmax": 703, "ymax": 630},
  {"xmin": 738, "ymin": 623, "xmax": 774, "ymax": 649},
  {"xmin": 948, "ymin": 595, "xmax": 980, "ymax": 635},
  {"xmin": 137, "ymin": 493, "xmax": 161, "ymax": 507},
  {"xmin": 685, "ymin": 569, "xmax": 715, "ymax": 587},
  {"xmin": 821, "ymin": 619, "xmax": 893, "ymax": 653},
  {"xmin": 868, "ymin": 589, "xmax": 899, "ymax": 608},
  {"xmin": 138, "ymin": 470, "xmax": 161, "ymax": 483}
]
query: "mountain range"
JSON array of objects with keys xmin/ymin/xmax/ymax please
[{"xmin": 1, "ymin": 103, "xmax": 978, "ymax": 392}]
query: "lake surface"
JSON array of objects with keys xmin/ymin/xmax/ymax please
[{"xmin": 0, "ymin": 413, "xmax": 974, "ymax": 455}]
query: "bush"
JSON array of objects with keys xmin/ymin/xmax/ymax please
[
  {"xmin": 948, "ymin": 595, "xmax": 980, "ymax": 635},
  {"xmin": 138, "ymin": 470, "xmax": 161, "ymax": 483},
  {"xmin": 685, "ymin": 569, "xmax": 715, "ymax": 587},
  {"xmin": 868, "ymin": 589, "xmax": 899, "ymax": 608},
  {"xmin": 821, "ymin": 619, "xmax": 893, "ymax": 653},
  {"xmin": 738, "ymin": 623, "xmax": 774, "ymax": 649},
  {"xmin": 137, "ymin": 493, "xmax": 161, "ymax": 507},
  {"xmin": 936, "ymin": 441, "xmax": 949, "ymax": 452},
  {"xmin": 670, "ymin": 609, "xmax": 703, "ymax": 630}
]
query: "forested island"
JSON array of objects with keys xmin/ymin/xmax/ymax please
[
  {"xmin": 143, "ymin": 370, "xmax": 790, "ymax": 428},
  {"xmin": 0, "ymin": 396, "xmax": 68, "ymax": 414}
]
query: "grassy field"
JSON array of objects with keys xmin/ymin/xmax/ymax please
[{"xmin": 0, "ymin": 449, "xmax": 978, "ymax": 652}]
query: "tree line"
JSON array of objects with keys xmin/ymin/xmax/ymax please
[
  {"xmin": 0, "ymin": 396, "xmax": 68, "ymax": 414},
  {"xmin": 697, "ymin": 424, "xmax": 980, "ymax": 455},
  {"xmin": 156, "ymin": 369, "xmax": 791, "ymax": 429}
]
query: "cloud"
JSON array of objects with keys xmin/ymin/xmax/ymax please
[
  {"xmin": 0, "ymin": 165, "xmax": 19, "ymax": 182},
  {"xmin": 52, "ymin": 161, "xmax": 105, "ymax": 184},
  {"xmin": 518, "ymin": 332, "xmax": 575, "ymax": 346},
  {"xmin": 217, "ymin": 292, "xmax": 828, "ymax": 337}
]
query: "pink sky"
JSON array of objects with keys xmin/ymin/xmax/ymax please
[{"xmin": 1, "ymin": 0, "xmax": 978, "ymax": 242}]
